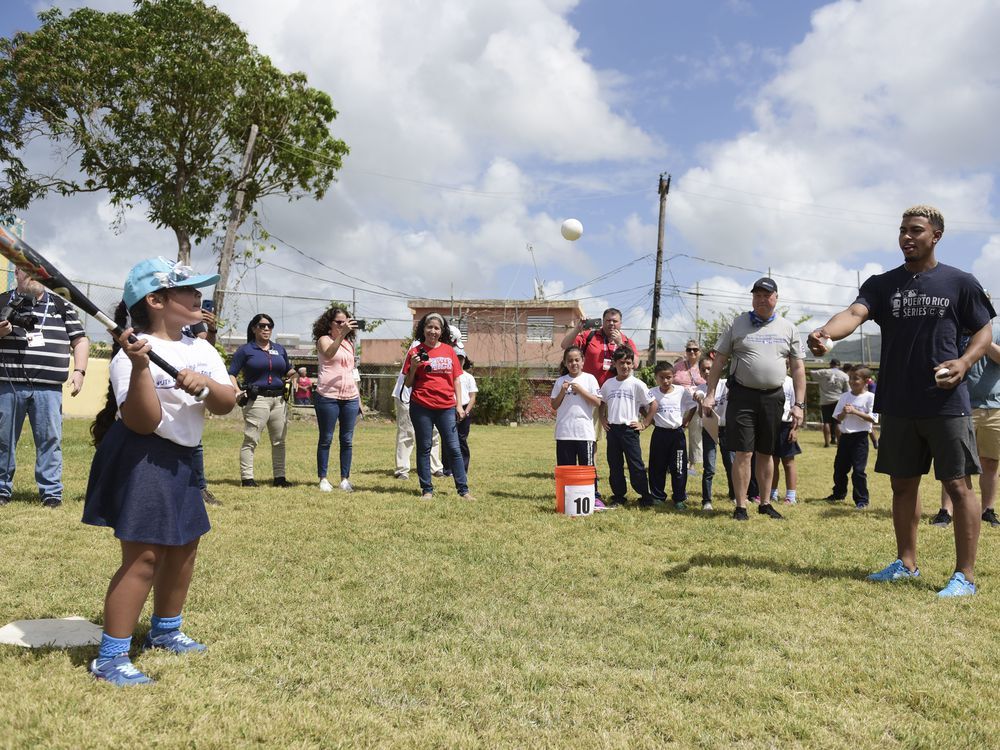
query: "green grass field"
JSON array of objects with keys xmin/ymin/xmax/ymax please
[{"xmin": 2, "ymin": 416, "xmax": 998, "ymax": 748}]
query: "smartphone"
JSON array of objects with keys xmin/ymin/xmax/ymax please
[
  {"xmin": 355, "ymin": 319, "xmax": 367, "ymax": 331},
  {"xmin": 583, "ymin": 318, "xmax": 601, "ymax": 329},
  {"xmin": 202, "ymin": 299, "xmax": 215, "ymax": 312}
]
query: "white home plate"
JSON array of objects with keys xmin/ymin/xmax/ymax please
[{"xmin": 0, "ymin": 616, "xmax": 102, "ymax": 648}]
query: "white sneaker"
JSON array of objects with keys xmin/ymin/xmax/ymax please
[
  {"xmin": 319, "ymin": 478, "xmax": 333, "ymax": 492},
  {"xmin": 340, "ymin": 478, "xmax": 354, "ymax": 492}
]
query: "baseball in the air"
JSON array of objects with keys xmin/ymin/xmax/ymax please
[
  {"xmin": 561, "ymin": 218, "xmax": 583, "ymax": 241},
  {"xmin": 936, "ymin": 368, "xmax": 951, "ymax": 380}
]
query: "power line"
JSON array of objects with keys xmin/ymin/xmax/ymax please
[{"xmin": 674, "ymin": 253, "xmax": 860, "ymax": 289}]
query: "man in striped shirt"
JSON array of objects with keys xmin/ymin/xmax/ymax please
[{"xmin": 0, "ymin": 268, "xmax": 89, "ymax": 508}]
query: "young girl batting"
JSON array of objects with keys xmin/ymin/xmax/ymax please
[{"xmin": 83, "ymin": 257, "xmax": 236, "ymax": 686}]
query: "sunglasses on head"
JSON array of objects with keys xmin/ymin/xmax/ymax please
[{"xmin": 256, "ymin": 322, "xmax": 273, "ymax": 329}]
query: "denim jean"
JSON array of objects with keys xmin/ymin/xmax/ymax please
[
  {"xmin": 702, "ymin": 428, "xmax": 736, "ymax": 502},
  {"xmin": 314, "ymin": 395, "xmax": 361, "ymax": 479},
  {"xmin": 409, "ymin": 402, "xmax": 468, "ymax": 495},
  {"xmin": 0, "ymin": 383, "xmax": 64, "ymax": 500}
]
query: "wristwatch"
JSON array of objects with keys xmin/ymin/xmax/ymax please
[{"xmin": 793, "ymin": 402, "xmax": 806, "ymax": 409}]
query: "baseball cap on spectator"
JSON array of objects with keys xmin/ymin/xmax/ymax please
[
  {"xmin": 751, "ymin": 277, "xmax": 778, "ymax": 294},
  {"xmin": 454, "ymin": 345, "xmax": 466, "ymax": 358}
]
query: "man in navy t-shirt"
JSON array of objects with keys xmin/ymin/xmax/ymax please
[{"xmin": 808, "ymin": 205, "xmax": 996, "ymax": 598}]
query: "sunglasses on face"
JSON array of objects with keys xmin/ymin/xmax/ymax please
[
  {"xmin": 256, "ymin": 322, "xmax": 273, "ymax": 330},
  {"xmin": 686, "ymin": 348, "xmax": 700, "ymax": 353}
]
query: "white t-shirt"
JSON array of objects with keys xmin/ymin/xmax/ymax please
[
  {"xmin": 833, "ymin": 390, "xmax": 878, "ymax": 434},
  {"xmin": 599, "ymin": 375, "xmax": 652, "ymax": 425},
  {"xmin": 110, "ymin": 334, "xmax": 232, "ymax": 447},
  {"xmin": 458, "ymin": 372, "xmax": 478, "ymax": 408},
  {"xmin": 647, "ymin": 385, "xmax": 697, "ymax": 429},
  {"xmin": 696, "ymin": 379, "xmax": 730, "ymax": 428},
  {"xmin": 551, "ymin": 372, "xmax": 601, "ymax": 440},
  {"xmin": 392, "ymin": 343, "xmax": 421, "ymax": 402}
]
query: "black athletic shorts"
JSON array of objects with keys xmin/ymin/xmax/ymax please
[
  {"xmin": 725, "ymin": 379, "xmax": 785, "ymax": 455},
  {"xmin": 821, "ymin": 403, "xmax": 837, "ymax": 425},
  {"xmin": 875, "ymin": 414, "xmax": 981, "ymax": 480}
]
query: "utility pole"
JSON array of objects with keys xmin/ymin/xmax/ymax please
[
  {"xmin": 647, "ymin": 172, "xmax": 670, "ymax": 365},
  {"xmin": 352, "ymin": 287, "xmax": 357, "ymax": 317},
  {"xmin": 695, "ymin": 282, "xmax": 701, "ymax": 347},
  {"xmin": 213, "ymin": 123, "xmax": 259, "ymax": 324}
]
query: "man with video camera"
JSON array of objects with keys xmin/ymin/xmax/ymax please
[{"xmin": 0, "ymin": 267, "xmax": 89, "ymax": 508}]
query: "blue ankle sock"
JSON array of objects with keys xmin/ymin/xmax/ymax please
[
  {"xmin": 150, "ymin": 614, "xmax": 182, "ymax": 637},
  {"xmin": 98, "ymin": 633, "xmax": 132, "ymax": 660}
]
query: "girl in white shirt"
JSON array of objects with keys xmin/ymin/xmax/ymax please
[
  {"xmin": 551, "ymin": 346, "xmax": 605, "ymax": 509},
  {"xmin": 83, "ymin": 257, "xmax": 236, "ymax": 686}
]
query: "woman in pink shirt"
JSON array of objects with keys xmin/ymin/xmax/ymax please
[
  {"xmin": 312, "ymin": 307, "xmax": 362, "ymax": 493},
  {"xmin": 674, "ymin": 339, "xmax": 707, "ymax": 469}
]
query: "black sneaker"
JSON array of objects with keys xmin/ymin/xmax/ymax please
[
  {"xmin": 273, "ymin": 477, "xmax": 292, "ymax": 488},
  {"xmin": 733, "ymin": 506, "xmax": 749, "ymax": 521},
  {"xmin": 0, "ymin": 495, "xmax": 10, "ymax": 507},
  {"xmin": 758, "ymin": 503, "xmax": 784, "ymax": 520},
  {"xmin": 607, "ymin": 496, "xmax": 628, "ymax": 507},
  {"xmin": 929, "ymin": 508, "xmax": 952, "ymax": 527},
  {"xmin": 201, "ymin": 489, "xmax": 223, "ymax": 506},
  {"xmin": 638, "ymin": 496, "xmax": 658, "ymax": 508},
  {"xmin": 41, "ymin": 496, "xmax": 62, "ymax": 509},
  {"xmin": 855, "ymin": 501, "xmax": 869, "ymax": 510},
  {"xmin": 826, "ymin": 494, "xmax": 846, "ymax": 502},
  {"xmin": 241, "ymin": 479, "xmax": 258, "ymax": 488},
  {"xmin": 983, "ymin": 508, "xmax": 1000, "ymax": 527}
]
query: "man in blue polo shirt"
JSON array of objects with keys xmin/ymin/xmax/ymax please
[{"xmin": 809, "ymin": 205, "xmax": 995, "ymax": 597}]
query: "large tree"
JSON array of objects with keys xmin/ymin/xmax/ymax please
[{"xmin": 0, "ymin": 0, "xmax": 347, "ymax": 272}]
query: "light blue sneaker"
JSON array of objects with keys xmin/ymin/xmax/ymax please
[
  {"xmin": 867, "ymin": 559, "xmax": 920, "ymax": 582},
  {"xmin": 142, "ymin": 630, "xmax": 207, "ymax": 654},
  {"xmin": 89, "ymin": 654, "xmax": 154, "ymax": 686},
  {"xmin": 937, "ymin": 572, "xmax": 976, "ymax": 598}
]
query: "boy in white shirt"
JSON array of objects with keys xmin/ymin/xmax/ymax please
[
  {"xmin": 643, "ymin": 362, "xmax": 698, "ymax": 509},
  {"xmin": 828, "ymin": 367, "xmax": 878, "ymax": 509},
  {"xmin": 599, "ymin": 347, "xmax": 654, "ymax": 507},
  {"xmin": 768, "ymin": 371, "xmax": 803, "ymax": 505}
]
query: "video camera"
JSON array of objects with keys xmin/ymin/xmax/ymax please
[{"xmin": 0, "ymin": 294, "xmax": 38, "ymax": 331}]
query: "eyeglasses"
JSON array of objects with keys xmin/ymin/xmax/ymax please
[
  {"xmin": 686, "ymin": 348, "xmax": 700, "ymax": 353},
  {"xmin": 256, "ymin": 322, "xmax": 273, "ymax": 329}
]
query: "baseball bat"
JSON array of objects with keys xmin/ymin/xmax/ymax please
[{"xmin": 0, "ymin": 225, "xmax": 209, "ymax": 400}]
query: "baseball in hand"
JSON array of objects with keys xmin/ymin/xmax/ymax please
[{"xmin": 936, "ymin": 368, "xmax": 951, "ymax": 381}]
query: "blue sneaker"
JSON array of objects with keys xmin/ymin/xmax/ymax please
[
  {"xmin": 89, "ymin": 654, "xmax": 154, "ymax": 686},
  {"xmin": 938, "ymin": 572, "xmax": 976, "ymax": 598},
  {"xmin": 142, "ymin": 630, "xmax": 207, "ymax": 654},
  {"xmin": 867, "ymin": 559, "xmax": 920, "ymax": 582}
]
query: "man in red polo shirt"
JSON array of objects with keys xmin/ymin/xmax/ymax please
[{"xmin": 560, "ymin": 308, "xmax": 639, "ymax": 386}]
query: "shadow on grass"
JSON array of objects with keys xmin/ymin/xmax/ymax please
[
  {"xmin": 663, "ymin": 552, "xmax": 876, "ymax": 583},
  {"xmin": 819, "ymin": 505, "xmax": 893, "ymax": 520}
]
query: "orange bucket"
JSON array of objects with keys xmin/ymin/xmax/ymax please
[{"xmin": 555, "ymin": 465, "xmax": 597, "ymax": 515}]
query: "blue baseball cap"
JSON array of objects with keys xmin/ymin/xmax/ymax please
[{"xmin": 123, "ymin": 256, "xmax": 220, "ymax": 309}]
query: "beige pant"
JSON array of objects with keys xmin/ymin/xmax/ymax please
[
  {"xmin": 688, "ymin": 410, "xmax": 703, "ymax": 464},
  {"xmin": 240, "ymin": 395, "xmax": 289, "ymax": 480},
  {"xmin": 395, "ymin": 397, "xmax": 441, "ymax": 475}
]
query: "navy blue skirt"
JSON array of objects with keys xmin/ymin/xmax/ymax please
[{"xmin": 83, "ymin": 421, "xmax": 210, "ymax": 546}]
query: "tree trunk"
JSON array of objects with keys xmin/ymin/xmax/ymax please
[{"xmin": 175, "ymin": 228, "xmax": 192, "ymax": 265}]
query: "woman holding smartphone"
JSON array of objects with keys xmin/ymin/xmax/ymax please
[{"xmin": 402, "ymin": 313, "xmax": 474, "ymax": 501}]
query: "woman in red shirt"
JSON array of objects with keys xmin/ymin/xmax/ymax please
[{"xmin": 402, "ymin": 313, "xmax": 474, "ymax": 501}]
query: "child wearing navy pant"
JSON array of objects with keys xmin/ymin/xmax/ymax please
[
  {"xmin": 83, "ymin": 257, "xmax": 237, "ymax": 686},
  {"xmin": 828, "ymin": 367, "xmax": 877, "ymax": 508},
  {"xmin": 643, "ymin": 362, "xmax": 698, "ymax": 509},
  {"xmin": 598, "ymin": 347, "xmax": 654, "ymax": 507}
]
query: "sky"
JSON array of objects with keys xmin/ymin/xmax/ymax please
[{"xmin": 3, "ymin": 0, "xmax": 1000, "ymax": 351}]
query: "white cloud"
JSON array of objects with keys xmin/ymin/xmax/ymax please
[
  {"xmin": 973, "ymin": 235, "xmax": 1000, "ymax": 300},
  {"xmin": 671, "ymin": 0, "xmax": 1000, "ymax": 270}
]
